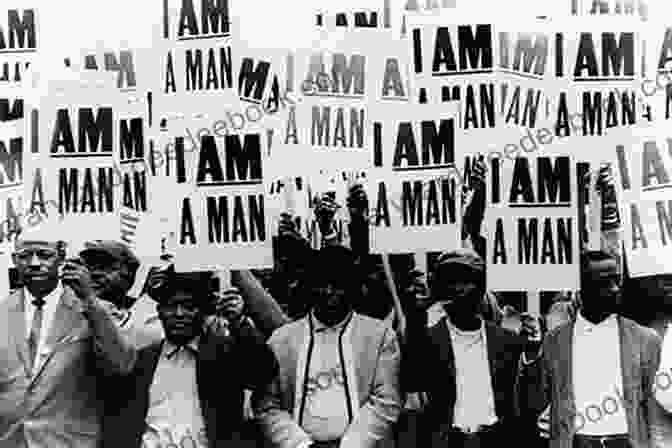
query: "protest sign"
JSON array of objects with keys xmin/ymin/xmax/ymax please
[
  {"xmin": 0, "ymin": 7, "xmax": 38, "ymax": 87},
  {"xmin": 24, "ymin": 74, "xmax": 122, "ymax": 251},
  {"xmin": 400, "ymin": 0, "xmax": 458, "ymax": 37},
  {"xmin": 267, "ymin": 175, "xmax": 311, "ymax": 239},
  {"xmin": 550, "ymin": 18, "xmax": 647, "ymax": 134},
  {"xmin": 406, "ymin": 14, "xmax": 498, "ymax": 104},
  {"xmin": 172, "ymin": 120, "xmax": 272, "ymax": 271},
  {"xmin": 368, "ymin": 102, "xmax": 462, "ymax": 253},
  {"xmin": 568, "ymin": 0, "xmax": 648, "ymax": 21},
  {"xmin": 496, "ymin": 20, "xmax": 556, "ymax": 131},
  {"xmin": 281, "ymin": 39, "xmax": 371, "ymax": 173},
  {"xmin": 615, "ymin": 127, "xmax": 672, "ymax": 277},
  {"xmin": 315, "ymin": 4, "xmax": 391, "ymax": 30},
  {"xmin": 156, "ymin": 0, "xmax": 238, "ymax": 123},
  {"xmin": 486, "ymin": 155, "xmax": 580, "ymax": 290},
  {"xmin": 636, "ymin": 20, "xmax": 672, "ymax": 125},
  {"xmin": 0, "ymin": 119, "xmax": 23, "ymax": 253},
  {"xmin": 77, "ymin": 43, "xmax": 154, "ymax": 251}
]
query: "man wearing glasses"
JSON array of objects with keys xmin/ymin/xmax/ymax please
[{"xmin": 0, "ymin": 226, "xmax": 136, "ymax": 448}]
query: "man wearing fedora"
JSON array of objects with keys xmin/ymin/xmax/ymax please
[
  {"xmin": 102, "ymin": 268, "xmax": 278, "ymax": 448},
  {"xmin": 0, "ymin": 225, "xmax": 136, "ymax": 447}
]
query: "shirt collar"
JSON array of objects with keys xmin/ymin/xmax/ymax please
[
  {"xmin": 163, "ymin": 336, "xmax": 200, "ymax": 359},
  {"xmin": 24, "ymin": 282, "xmax": 63, "ymax": 308},
  {"xmin": 311, "ymin": 310, "xmax": 353, "ymax": 333},
  {"xmin": 575, "ymin": 312, "xmax": 617, "ymax": 334},
  {"xmin": 446, "ymin": 316, "xmax": 484, "ymax": 336}
]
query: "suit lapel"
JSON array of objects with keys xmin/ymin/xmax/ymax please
[
  {"xmin": 7, "ymin": 290, "xmax": 31, "ymax": 377},
  {"xmin": 31, "ymin": 287, "xmax": 87, "ymax": 381},
  {"xmin": 437, "ymin": 319, "xmax": 456, "ymax": 400},
  {"xmin": 556, "ymin": 321, "xmax": 576, "ymax": 431},
  {"xmin": 618, "ymin": 317, "xmax": 638, "ymax": 411},
  {"xmin": 484, "ymin": 324, "xmax": 501, "ymax": 397}
]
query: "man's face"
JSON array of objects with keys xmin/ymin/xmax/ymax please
[
  {"xmin": 312, "ymin": 279, "xmax": 350, "ymax": 324},
  {"xmin": 435, "ymin": 269, "xmax": 484, "ymax": 319},
  {"xmin": 83, "ymin": 254, "xmax": 129, "ymax": 305},
  {"xmin": 581, "ymin": 258, "xmax": 622, "ymax": 315},
  {"xmin": 157, "ymin": 290, "xmax": 203, "ymax": 344},
  {"xmin": 13, "ymin": 240, "xmax": 62, "ymax": 290}
]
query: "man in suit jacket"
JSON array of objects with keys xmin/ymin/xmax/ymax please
[
  {"xmin": 404, "ymin": 248, "xmax": 539, "ymax": 448},
  {"xmin": 253, "ymin": 245, "xmax": 402, "ymax": 448},
  {"xmin": 102, "ymin": 269, "xmax": 278, "ymax": 448},
  {"xmin": 519, "ymin": 250, "xmax": 662, "ymax": 448},
  {"xmin": 0, "ymin": 231, "xmax": 136, "ymax": 447}
]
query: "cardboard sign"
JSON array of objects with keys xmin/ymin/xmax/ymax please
[
  {"xmin": 315, "ymin": 4, "xmax": 391, "ymax": 30},
  {"xmin": 496, "ymin": 20, "xmax": 556, "ymax": 133},
  {"xmin": 486, "ymin": 155, "xmax": 580, "ymax": 290},
  {"xmin": 0, "ymin": 119, "xmax": 23, "ymax": 253},
  {"xmin": 24, "ymin": 74, "xmax": 122, "ymax": 250},
  {"xmin": 569, "ymin": 0, "xmax": 648, "ymax": 21},
  {"xmin": 557, "ymin": 18, "xmax": 644, "ymax": 88},
  {"xmin": 407, "ymin": 15, "xmax": 498, "ymax": 104},
  {"xmin": 0, "ymin": 7, "xmax": 38, "ymax": 87},
  {"xmin": 615, "ymin": 128, "xmax": 672, "ymax": 277},
  {"xmin": 156, "ymin": 1, "xmax": 238, "ymax": 123},
  {"xmin": 172, "ymin": 121, "xmax": 272, "ymax": 271},
  {"xmin": 368, "ymin": 103, "xmax": 462, "ymax": 253}
]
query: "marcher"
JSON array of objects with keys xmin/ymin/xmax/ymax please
[
  {"xmin": 254, "ymin": 245, "xmax": 402, "ymax": 448},
  {"xmin": 404, "ymin": 248, "xmax": 540, "ymax": 448},
  {"xmin": 0, "ymin": 226, "xmax": 136, "ymax": 447},
  {"xmin": 79, "ymin": 240, "xmax": 164, "ymax": 348},
  {"xmin": 519, "ymin": 250, "xmax": 662, "ymax": 448},
  {"xmin": 102, "ymin": 269, "xmax": 278, "ymax": 448}
]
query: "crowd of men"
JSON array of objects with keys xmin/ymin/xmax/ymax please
[{"xmin": 1, "ymin": 160, "xmax": 672, "ymax": 448}]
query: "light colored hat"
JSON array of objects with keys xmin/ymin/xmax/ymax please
[{"xmin": 14, "ymin": 216, "xmax": 65, "ymax": 249}]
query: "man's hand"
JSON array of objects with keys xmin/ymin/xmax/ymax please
[
  {"xmin": 61, "ymin": 257, "xmax": 97, "ymax": 304},
  {"xmin": 346, "ymin": 183, "xmax": 369, "ymax": 222},
  {"xmin": 468, "ymin": 156, "xmax": 486, "ymax": 190},
  {"xmin": 520, "ymin": 313, "xmax": 543, "ymax": 360},
  {"xmin": 146, "ymin": 263, "xmax": 173, "ymax": 301},
  {"xmin": 213, "ymin": 288, "xmax": 245, "ymax": 323},
  {"xmin": 278, "ymin": 212, "xmax": 306, "ymax": 244},
  {"xmin": 404, "ymin": 268, "xmax": 431, "ymax": 312},
  {"xmin": 314, "ymin": 192, "xmax": 340, "ymax": 236}
]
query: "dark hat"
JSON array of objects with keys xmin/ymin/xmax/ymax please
[
  {"xmin": 432, "ymin": 248, "xmax": 485, "ymax": 289},
  {"xmin": 305, "ymin": 246, "xmax": 359, "ymax": 290},
  {"xmin": 152, "ymin": 268, "xmax": 217, "ymax": 308},
  {"xmin": 80, "ymin": 240, "xmax": 140, "ymax": 273}
]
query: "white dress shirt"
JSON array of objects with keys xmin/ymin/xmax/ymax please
[
  {"xmin": 143, "ymin": 338, "xmax": 208, "ymax": 448},
  {"xmin": 24, "ymin": 283, "xmax": 63, "ymax": 374},
  {"xmin": 572, "ymin": 313, "xmax": 629, "ymax": 435},
  {"xmin": 301, "ymin": 312, "xmax": 351, "ymax": 442},
  {"xmin": 654, "ymin": 323, "xmax": 672, "ymax": 411},
  {"xmin": 447, "ymin": 318, "xmax": 498, "ymax": 431}
]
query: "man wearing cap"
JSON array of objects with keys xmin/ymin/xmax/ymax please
[
  {"xmin": 102, "ymin": 269, "xmax": 278, "ymax": 448},
  {"xmin": 405, "ymin": 248, "xmax": 540, "ymax": 448},
  {"xmin": 79, "ymin": 240, "xmax": 164, "ymax": 349},
  {"xmin": 254, "ymin": 245, "xmax": 402, "ymax": 448},
  {"xmin": 0, "ymin": 228, "xmax": 136, "ymax": 447}
]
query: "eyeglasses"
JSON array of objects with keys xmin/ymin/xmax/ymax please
[{"xmin": 13, "ymin": 248, "xmax": 59, "ymax": 263}]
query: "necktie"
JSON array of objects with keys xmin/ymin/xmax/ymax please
[{"xmin": 28, "ymin": 298, "xmax": 46, "ymax": 370}]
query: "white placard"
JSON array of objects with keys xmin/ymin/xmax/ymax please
[
  {"xmin": 615, "ymin": 127, "xmax": 672, "ymax": 277},
  {"xmin": 367, "ymin": 102, "xmax": 462, "ymax": 253},
  {"xmin": 486, "ymin": 155, "xmax": 580, "ymax": 291}
]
